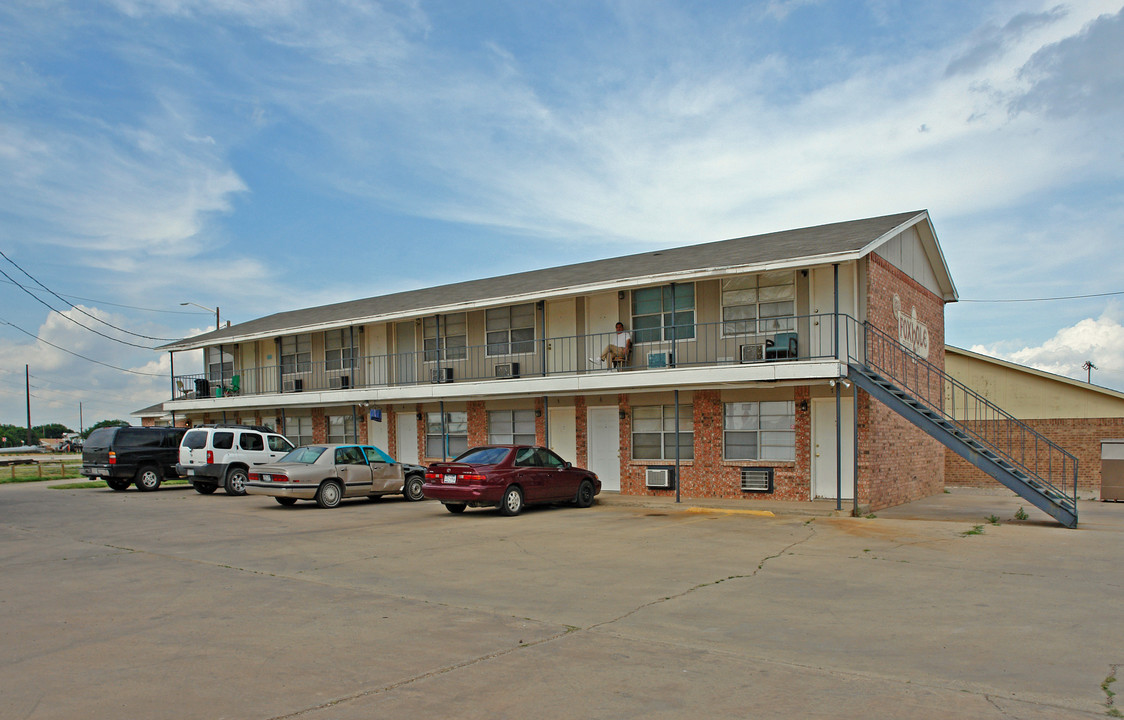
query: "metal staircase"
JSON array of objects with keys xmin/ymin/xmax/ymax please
[{"xmin": 842, "ymin": 318, "xmax": 1078, "ymax": 528}]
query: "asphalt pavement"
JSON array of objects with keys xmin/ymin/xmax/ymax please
[{"xmin": 1, "ymin": 480, "xmax": 1121, "ymax": 719}]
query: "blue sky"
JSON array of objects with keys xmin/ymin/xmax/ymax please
[{"xmin": 1, "ymin": 0, "xmax": 1123, "ymax": 430}]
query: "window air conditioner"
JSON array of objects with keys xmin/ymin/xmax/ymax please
[
  {"xmin": 282, "ymin": 378, "xmax": 304, "ymax": 393},
  {"xmin": 647, "ymin": 352, "xmax": 674, "ymax": 369},
  {"xmin": 739, "ymin": 343, "xmax": 766, "ymax": 363},
  {"xmin": 740, "ymin": 467, "xmax": 774, "ymax": 493},
  {"xmin": 430, "ymin": 367, "xmax": 453, "ymax": 384},
  {"xmin": 645, "ymin": 467, "xmax": 674, "ymax": 489},
  {"xmin": 329, "ymin": 375, "xmax": 350, "ymax": 390},
  {"xmin": 495, "ymin": 362, "xmax": 520, "ymax": 379}
]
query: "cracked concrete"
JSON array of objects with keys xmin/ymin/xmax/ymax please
[{"xmin": 2, "ymin": 481, "xmax": 1122, "ymax": 719}]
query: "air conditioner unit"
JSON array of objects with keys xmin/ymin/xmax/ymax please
[
  {"xmin": 739, "ymin": 343, "xmax": 766, "ymax": 363},
  {"xmin": 645, "ymin": 467, "xmax": 674, "ymax": 489},
  {"xmin": 740, "ymin": 467, "xmax": 774, "ymax": 493},
  {"xmin": 495, "ymin": 362, "xmax": 520, "ymax": 378},
  {"xmin": 282, "ymin": 378, "xmax": 304, "ymax": 393},
  {"xmin": 647, "ymin": 351, "xmax": 674, "ymax": 369},
  {"xmin": 430, "ymin": 367, "xmax": 453, "ymax": 384},
  {"xmin": 328, "ymin": 375, "xmax": 351, "ymax": 390}
]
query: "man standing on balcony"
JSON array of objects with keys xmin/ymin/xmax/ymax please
[{"xmin": 593, "ymin": 322, "xmax": 632, "ymax": 367}]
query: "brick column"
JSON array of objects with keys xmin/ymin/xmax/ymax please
[
  {"xmin": 467, "ymin": 401, "xmax": 488, "ymax": 446},
  {"xmin": 575, "ymin": 396, "xmax": 588, "ymax": 468}
]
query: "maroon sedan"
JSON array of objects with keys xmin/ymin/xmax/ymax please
[{"xmin": 423, "ymin": 445, "xmax": 600, "ymax": 516}]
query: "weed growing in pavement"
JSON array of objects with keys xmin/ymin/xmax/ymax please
[
  {"xmin": 986, "ymin": 515, "xmax": 1000, "ymax": 525},
  {"xmin": 961, "ymin": 525, "xmax": 985, "ymax": 537},
  {"xmin": 1014, "ymin": 507, "xmax": 1029, "ymax": 521}
]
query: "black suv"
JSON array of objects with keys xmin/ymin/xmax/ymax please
[{"xmin": 80, "ymin": 426, "xmax": 187, "ymax": 491}]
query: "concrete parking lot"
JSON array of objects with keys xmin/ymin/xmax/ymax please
[{"xmin": 2, "ymin": 481, "xmax": 1122, "ymax": 719}]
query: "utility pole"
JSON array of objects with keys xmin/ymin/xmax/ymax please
[
  {"xmin": 26, "ymin": 364, "xmax": 32, "ymax": 445},
  {"xmin": 1084, "ymin": 360, "xmax": 1097, "ymax": 383}
]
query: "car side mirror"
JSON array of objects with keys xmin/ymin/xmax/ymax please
[{"xmin": 564, "ymin": 462, "xmax": 572, "ymax": 469}]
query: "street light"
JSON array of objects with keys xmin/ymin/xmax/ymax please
[{"xmin": 181, "ymin": 302, "xmax": 220, "ymax": 331}]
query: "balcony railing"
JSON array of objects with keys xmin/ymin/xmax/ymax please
[{"xmin": 171, "ymin": 314, "xmax": 845, "ymax": 400}]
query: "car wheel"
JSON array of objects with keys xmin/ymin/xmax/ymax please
[
  {"xmin": 134, "ymin": 465, "xmax": 162, "ymax": 492},
  {"xmin": 575, "ymin": 479, "xmax": 595, "ymax": 508},
  {"xmin": 193, "ymin": 482, "xmax": 217, "ymax": 495},
  {"xmin": 445, "ymin": 502, "xmax": 467, "ymax": 514},
  {"xmin": 225, "ymin": 468, "xmax": 248, "ymax": 496},
  {"xmin": 315, "ymin": 480, "xmax": 343, "ymax": 509},
  {"xmin": 499, "ymin": 486, "xmax": 524, "ymax": 516},
  {"xmin": 404, "ymin": 474, "xmax": 425, "ymax": 502},
  {"xmin": 106, "ymin": 479, "xmax": 131, "ymax": 491},
  {"xmin": 275, "ymin": 497, "xmax": 298, "ymax": 507}
]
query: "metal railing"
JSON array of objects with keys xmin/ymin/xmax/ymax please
[
  {"xmin": 842, "ymin": 315, "xmax": 1078, "ymax": 506},
  {"xmin": 171, "ymin": 314, "xmax": 844, "ymax": 399}
]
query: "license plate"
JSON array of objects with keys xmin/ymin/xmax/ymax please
[
  {"xmin": 185, "ymin": 469, "xmax": 194, "ymax": 476},
  {"xmin": 443, "ymin": 474, "xmax": 457, "ymax": 484}
]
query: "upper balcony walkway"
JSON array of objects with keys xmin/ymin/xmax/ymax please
[{"xmin": 169, "ymin": 314, "xmax": 853, "ymax": 406}]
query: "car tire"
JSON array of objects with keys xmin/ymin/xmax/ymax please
[
  {"xmin": 275, "ymin": 497, "xmax": 298, "ymax": 507},
  {"xmin": 134, "ymin": 465, "xmax": 162, "ymax": 492},
  {"xmin": 445, "ymin": 502, "xmax": 467, "ymax": 514},
  {"xmin": 315, "ymin": 480, "xmax": 343, "ymax": 509},
  {"xmin": 106, "ymin": 479, "xmax": 131, "ymax": 491},
  {"xmin": 404, "ymin": 474, "xmax": 425, "ymax": 502},
  {"xmin": 575, "ymin": 479, "xmax": 595, "ymax": 508},
  {"xmin": 499, "ymin": 486, "xmax": 524, "ymax": 516},
  {"xmin": 225, "ymin": 468, "xmax": 249, "ymax": 496},
  {"xmin": 193, "ymin": 482, "xmax": 217, "ymax": 495}
]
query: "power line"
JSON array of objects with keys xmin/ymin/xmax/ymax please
[
  {"xmin": 0, "ymin": 315, "xmax": 166, "ymax": 377},
  {"xmin": 0, "ymin": 277, "xmax": 209, "ymax": 315},
  {"xmin": 959, "ymin": 290, "xmax": 1124, "ymax": 303},
  {"xmin": 0, "ymin": 250, "xmax": 181, "ymax": 342}
]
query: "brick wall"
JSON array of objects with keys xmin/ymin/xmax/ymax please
[
  {"xmin": 311, "ymin": 408, "xmax": 326, "ymax": 443},
  {"xmin": 616, "ymin": 387, "xmax": 812, "ymax": 500},
  {"xmin": 535, "ymin": 398, "xmax": 546, "ymax": 446},
  {"xmin": 387, "ymin": 408, "xmax": 397, "ymax": 458},
  {"xmin": 945, "ymin": 417, "xmax": 1124, "ymax": 494},
  {"xmin": 861, "ymin": 254, "xmax": 947, "ymax": 510},
  {"xmin": 467, "ymin": 401, "xmax": 488, "ymax": 447},
  {"xmin": 575, "ymin": 397, "xmax": 588, "ymax": 468}
]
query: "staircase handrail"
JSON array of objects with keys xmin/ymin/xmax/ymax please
[{"xmin": 840, "ymin": 315, "xmax": 1077, "ymax": 504}]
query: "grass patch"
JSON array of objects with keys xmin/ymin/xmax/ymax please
[
  {"xmin": 986, "ymin": 515, "xmax": 1001, "ymax": 525},
  {"xmin": 961, "ymin": 525, "xmax": 985, "ymax": 537},
  {"xmin": 1, "ymin": 461, "xmax": 83, "ymax": 484}
]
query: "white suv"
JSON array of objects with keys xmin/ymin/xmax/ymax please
[{"xmin": 178, "ymin": 425, "xmax": 295, "ymax": 496}]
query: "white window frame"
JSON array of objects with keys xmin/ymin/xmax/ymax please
[
  {"xmin": 325, "ymin": 329, "xmax": 354, "ymax": 372},
  {"xmin": 632, "ymin": 404, "xmax": 693, "ymax": 460},
  {"xmin": 207, "ymin": 347, "xmax": 234, "ymax": 383},
  {"xmin": 281, "ymin": 334, "xmax": 312, "ymax": 376},
  {"xmin": 426, "ymin": 411, "xmax": 468, "ymax": 458},
  {"xmin": 631, "ymin": 283, "xmax": 695, "ymax": 344},
  {"xmin": 724, "ymin": 401, "xmax": 795, "ymax": 461},
  {"xmin": 488, "ymin": 409, "xmax": 536, "ymax": 445},
  {"xmin": 721, "ymin": 271, "xmax": 796, "ymax": 337},
  {"xmin": 285, "ymin": 416, "xmax": 313, "ymax": 446},
  {"xmin": 485, "ymin": 304, "xmax": 536, "ymax": 357},
  {"xmin": 327, "ymin": 414, "xmax": 355, "ymax": 444},
  {"xmin": 423, "ymin": 314, "xmax": 467, "ymax": 363}
]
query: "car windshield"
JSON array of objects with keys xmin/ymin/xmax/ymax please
[
  {"xmin": 454, "ymin": 447, "xmax": 510, "ymax": 465},
  {"xmin": 278, "ymin": 446, "xmax": 326, "ymax": 464}
]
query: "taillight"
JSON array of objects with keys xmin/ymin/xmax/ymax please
[
  {"xmin": 425, "ymin": 472, "xmax": 441, "ymax": 480},
  {"xmin": 206, "ymin": 450, "xmax": 213, "ymax": 464},
  {"xmin": 271, "ymin": 474, "xmax": 288, "ymax": 483},
  {"xmin": 108, "ymin": 451, "xmax": 116, "ymax": 465},
  {"xmin": 460, "ymin": 474, "xmax": 487, "ymax": 481},
  {"xmin": 248, "ymin": 472, "xmax": 260, "ymax": 482}
]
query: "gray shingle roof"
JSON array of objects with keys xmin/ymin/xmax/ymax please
[{"xmin": 162, "ymin": 210, "xmax": 931, "ymax": 351}]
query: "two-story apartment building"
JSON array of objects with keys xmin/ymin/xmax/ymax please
[{"xmin": 164, "ymin": 210, "xmax": 1067, "ymax": 518}]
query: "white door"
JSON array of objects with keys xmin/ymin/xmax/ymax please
[
  {"xmin": 587, "ymin": 406, "xmax": 620, "ymax": 492},
  {"xmin": 396, "ymin": 412, "xmax": 419, "ymax": 465},
  {"xmin": 548, "ymin": 406, "xmax": 577, "ymax": 465},
  {"xmin": 812, "ymin": 397, "xmax": 854, "ymax": 500}
]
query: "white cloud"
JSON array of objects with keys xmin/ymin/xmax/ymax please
[{"xmin": 971, "ymin": 305, "xmax": 1124, "ymax": 391}]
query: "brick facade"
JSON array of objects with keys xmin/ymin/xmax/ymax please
[
  {"xmin": 575, "ymin": 396, "xmax": 588, "ymax": 468},
  {"xmin": 860, "ymin": 254, "xmax": 947, "ymax": 511},
  {"xmin": 945, "ymin": 417, "xmax": 1124, "ymax": 495}
]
